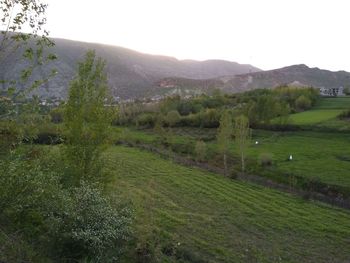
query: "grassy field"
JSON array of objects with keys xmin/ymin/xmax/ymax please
[
  {"xmin": 106, "ymin": 146, "xmax": 350, "ymax": 263},
  {"xmin": 288, "ymin": 97, "xmax": 350, "ymax": 125},
  {"xmin": 113, "ymin": 127, "xmax": 350, "ymax": 191},
  {"xmin": 288, "ymin": 109, "xmax": 343, "ymax": 125},
  {"xmin": 247, "ymin": 130, "xmax": 350, "ymax": 189},
  {"xmin": 313, "ymin": 97, "xmax": 350, "ymax": 109}
]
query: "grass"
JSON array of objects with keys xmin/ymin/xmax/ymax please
[
  {"xmin": 288, "ymin": 97, "xmax": 350, "ymax": 126},
  {"xmin": 113, "ymin": 126, "xmax": 350, "ymax": 191},
  {"xmin": 289, "ymin": 110, "xmax": 343, "ymax": 125},
  {"xmin": 313, "ymin": 97, "xmax": 350, "ymax": 109},
  {"xmin": 248, "ymin": 130, "xmax": 350, "ymax": 189},
  {"xmin": 106, "ymin": 146, "xmax": 350, "ymax": 263}
]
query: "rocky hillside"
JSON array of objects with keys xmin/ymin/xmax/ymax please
[
  {"xmin": 0, "ymin": 37, "xmax": 260, "ymax": 99},
  {"xmin": 154, "ymin": 64, "xmax": 350, "ymax": 96}
]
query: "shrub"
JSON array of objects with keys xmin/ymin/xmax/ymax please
[
  {"xmin": 258, "ymin": 153, "xmax": 273, "ymax": 166},
  {"xmin": 50, "ymin": 182, "xmax": 132, "ymax": 261},
  {"xmin": 135, "ymin": 113, "xmax": 156, "ymax": 127},
  {"xmin": 165, "ymin": 110, "xmax": 181, "ymax": 127},
  {"xmin": 0, "ymin": 155, "xmax": 132, "ymax": 262},
  {"xmin": 295, "ymin": 95, "xmax": 312, "ymax": 111},
  {"xmin": 338, "ymin": 109, "xmax": 350, "ymax": 119}
]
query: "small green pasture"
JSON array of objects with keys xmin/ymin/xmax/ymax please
[
  {"xmin": 314, "ymin": 97, "xmax": 350, "ymax": 109},
  {"xmin": 289, "ymin": 109, "xmax": 343, "ymax": 125},
  {"xmin": 288, "ymin": 97, "xmax": 350, "ymax": 125}
]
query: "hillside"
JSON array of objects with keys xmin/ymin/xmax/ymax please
[
  {"xmin": 154, "ymin": 64, "xmax": 350, "ymax": 95},
  {"xmin": 0, "ymin": 37, "xmax": 260, "ymax": 99}
]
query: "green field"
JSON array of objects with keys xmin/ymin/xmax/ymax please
[
  {"xmin": 314, "ymin": 97, "xmax": 350, "ymax": 109},
  {"xmin": 113, "ymin": 127, "xmax": 350, "ymax": 191},
  {"xmin": 106, "ymin": 146, "xmax": 350, "ymax": 263},
  {"xmin": 248, "ymin": 131, "xmax": 350, "ymax": 188},
  {"xmin": 289, "ymin": 109, "xmax": 343, "ymax": 125},
  {"xmin": 288, "ymin": 97, "xmax": 350, "ymax": 125}
]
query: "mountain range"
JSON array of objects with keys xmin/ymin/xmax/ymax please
[
  {"xmin": 1, "ymin": 37, "xmax": 350, "ymax": 100},
  {"xmin": 0, "ymin": 37, "xmax": 259, "ymax": 99}
]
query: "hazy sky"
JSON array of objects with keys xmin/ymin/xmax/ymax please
[{"xmin": 46, "ymin": 0, "xmax": 350, "ymax": 71}]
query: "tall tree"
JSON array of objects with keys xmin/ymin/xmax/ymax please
[
  {"xmin": 63, "ymin": 50, "xmax": 113, "ymax": 185},
  {"xmin": 234, "ymin": 115, "xmax": 251, "ymax": 174},
  {"xmin": 217, "ymin": 110, "xmax": 233, "ymax": 175}
]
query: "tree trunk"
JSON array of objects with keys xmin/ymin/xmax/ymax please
[
  {"xmin": 241, "ymin": 152, "xmax": 245, "ymax": 175},
  {"xmin": 224, "ymin": 153, "xmax": 228, "ymax": 176}
]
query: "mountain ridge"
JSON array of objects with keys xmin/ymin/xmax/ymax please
[{"xmin": 0, "ymin": 37, "xmax": 260, "ymax": 99}]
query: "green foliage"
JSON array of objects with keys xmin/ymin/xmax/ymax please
[
  {"xmin": 49, "ymin": 107, "xmax": 64, "ymax": 123},
  {"xmin": 337, "ymin": 109, "xmax": 350, "ymax": 119},
  {"xmin": 63, "ymin": 50, "xmax": 113, "ymax": 185},
  {"xmin": 217, "ymin": 110, "xmax": 233, "ymax": 174},
  {"xmin": 234, "ymin": 115, "xmax": 251, "ymax": 173},
  {"xmin": 135, "ymin": 113, "xmax": 156, "ymax": 127},
  {"xmin": 0, "ymin": 0, "xmax": 56, "ymax": 116},
  {"xmin": 295, "ymin": 95, "xmax": 312, "ymax": 111},
  {"xmin": 0, "ymin": 151, "xmax": 132, "ymax": 262},
  {"xmin": 165, "ymin": 110, "xmax": 181, "ymax": 127}
]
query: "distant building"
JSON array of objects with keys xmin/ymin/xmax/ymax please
[{"xmin": 319, "ymin": 87, "xmax": 344, "ymax": 97}]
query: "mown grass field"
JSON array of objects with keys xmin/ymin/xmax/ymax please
[
  {"xmin": 314, "ymin": 97, "xmax": 350, "ymax": 109},
  {"xmin": 288, "ymin": 97, "xmax": 350, "ymax": 125},
  {"xmin": 289, "ymin": 109, "xmax": 343, "ymax": 125},
  {"xmin": 247, "ymin": 130, "xmax": 350, "ymax": 188},
  {"xmin": 106, "ymin": 146, "xmax": 350, "ymax": 263}
]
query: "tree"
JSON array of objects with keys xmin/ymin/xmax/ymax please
[
  {"xmin": 234, "ymin": 115, "xmax": 251, "ymax": 174},
  {"xmin": 217, "ymin": 110, "xmax": 233, "ymax": 175},
  {"xmin": 194, "ymin": 140, "xmax": 207, "ymax": 162},
  {"xmin": 0, "ymin": 0, "xmax": 56, "ymax": 105},
  {"xmin": 63, "ymin": 50, "xmax": 113, "ymax": 186},
  {"xmin": 0, "ymin": 0, "xmax": 56, "ymax": 152},
  {"xmin": 166, "ymin": 110, "xmax": 181, "ymax": 127},
  {"xmin": 295, "ymin": 95, "xmax": 311, "ymax": 111}
]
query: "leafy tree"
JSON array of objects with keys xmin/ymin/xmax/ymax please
[
  {"xmin": 295, "ymin": 95, "xmax": 311, "ymax": 111},
  {"xmin": 0, "ymin": 0, "xmax": 56, "ymax": 153},
  {"xmin": 217, "ymin": 110, "xmax": 233, "ymax": 175},
  {"xmin": 166, "ymin": 110, "xmax": 181, "ymax": 127},
  {"xmin": 63, "ymin": 50, "xmax": 113, "ymax": 186},
  {"xmin": 234, "ymin": 115, "xmax": 251, "ymax": 174}
]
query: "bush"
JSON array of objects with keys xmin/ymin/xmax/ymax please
[
  {"xmin": 0, "ymin": 153, "xmax": 132, "ymax": 262},
  {"xmin": 338, "ymin": 109, "xmax": 350, "ymax": 119},
  {"xmin": 295, "ymin": 95, "xmax": 312, "ymax": 111},
  {"xmin": 51, "ymin": 182, "xmax": 132, "ymax": 261},
  {"xmin": 165, "ymin": 110, "xmax": 181, "ymax": 127},
  {"xmin": 135, "ymin": 113, "xmax": 156, "ymax": 128},
  {"xmin": 258, "ymin": 153, "xmax": 273, "ymax": 166}
]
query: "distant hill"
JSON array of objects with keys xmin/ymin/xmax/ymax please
[
  {"xmin": 154, "ymin": 64, "xmax": 350, "ymax": 96},
  {"xmin": 0, "ymin": 37, "xmax": 260, "ymax": 99}
]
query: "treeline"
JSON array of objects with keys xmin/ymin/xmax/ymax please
[{"xmin": 113, "ymin": 86, "xmax": 319, "ymax": 129}]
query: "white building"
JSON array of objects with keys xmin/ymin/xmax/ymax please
[{"xmin": 319, "ymin": 86, "xmax": 344, "ymax": 97}]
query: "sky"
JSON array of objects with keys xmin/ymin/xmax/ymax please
[{"xmin": 46, "ymin": 0, "xmax": 350, "ymax": 71}]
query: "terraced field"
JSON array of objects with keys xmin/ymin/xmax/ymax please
[{"xmin": 106, "ymin": 146, "xmax": 350, "ymax": 263}]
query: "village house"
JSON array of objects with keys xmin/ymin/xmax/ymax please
[{"xmin": 319, "ymin": 86, "xmax": 344, "ymax": 97}]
